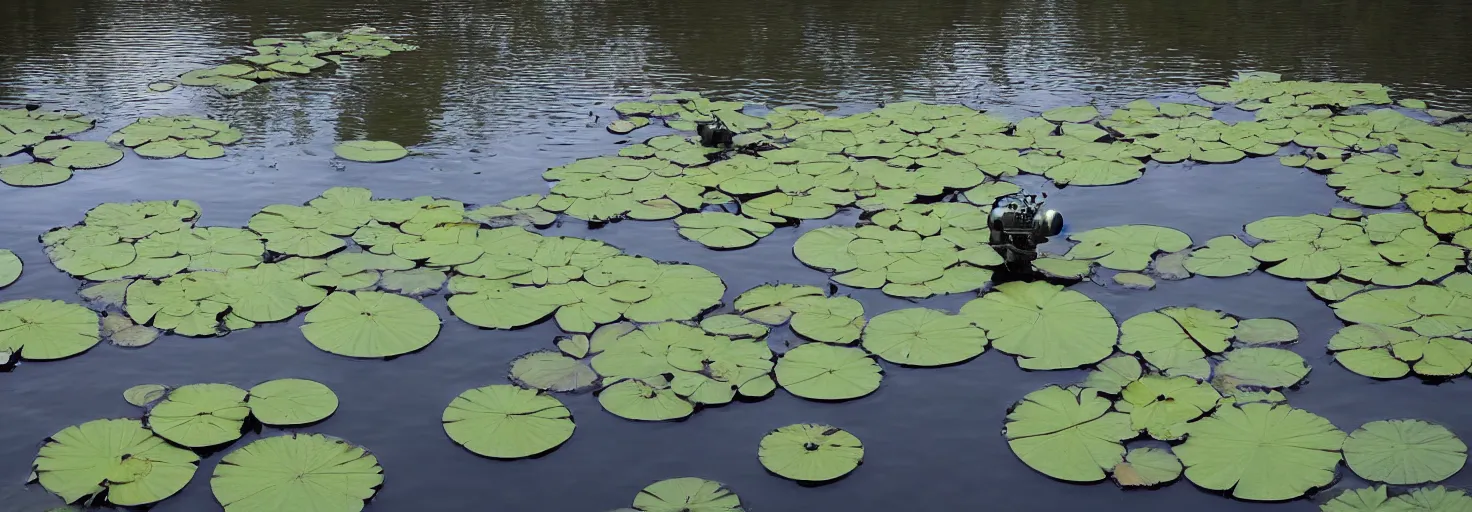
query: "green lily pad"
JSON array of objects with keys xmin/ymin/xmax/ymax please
[
  {"xmin": 1, "ymin": 162, "xmax": 72, "ymax": 187},
  {"xmin": 101, "ymin": 311, "xmax": 160, "ymax": 347},
  {"xmin": 1117, "ymin": 375, "xmax": 1221, "ymax": 440},
  {"xmin": 510, "ymin": 351, "xmax": 598, "ymax": 392},
  {"xmin": 1114, "ymin": 447, "xmax": 1183, "ymax": 487},
  {"xmin": 0, "ymin": 299, "xmax": 101, "ymax": 360},
  {"xmin": 1113, "ymin": 272, "xmax": 1156, "ymax": 289},
  {"xmin": 961, "ymin": 281, "xmax": 1118, "ymax": 370},
  {"xmin": 0, "ymin": 249, "xmax": 19, "ymax": 287},
  {"xmin": 32, "ymin": 140, "xmax": 124, "ymax": 169},
  {"xmin": 246, "ymin": 378, "xmax": 338, "ymax": 426},
  {"xmin": 1119, "ymin": 307, "xmax": 1237, "ymax": 378},
  {"xmin": 860, "ymin": 307, "xmax": 987, "ymax": 366},
  {"xmin": 302, "ymin": 291, "xmax": 440, "ymax": 358},
  {"xmin": 1174, "ymin": 403, "xmax": 1346, "ymax": 501},
  {"xmin": 123, "ymin": 384, "xmax": 169, "ymax": 407},
  {"xmin": 334, "ymin": 140, "xmax": 408, "ymax": 162},
  {"xmin": 598, "ymin": 377, "xmax": 694, "ymax": 421},
  {"xmin": 775, "ymin": 343, "xmax": 882, "ymax": 401},
  {"xmin": 32, "ymin": 418, "xmax": 198, "ymax": 506},
  {"xmin": 1233, "ymin": 318, "xmax": 1299, "ymax": 345},
  {"xmin": 758, "ymin": 423, "xmax": 864, "ymax": 482},
  {"xmin": 378, "ymin": 268, "xmax": 446, "ymax": 296},
  {"xmin": 211, "ymin": 433, "xmax": 383, "ymax": 511},
  {"xmin": 1342, "ymin": 419, "xmax": 1467, "ymax": 485},
  {"xmin": 1215, "ymin": 347, "xmax": 1309, "ymax": 388},
  {"xmin": 443, "ymin": 384, "xmax": 575, "ymax": 458},
  {"xmin": 1183, "ymin": 236, "xmax": 1258, "ymax": 277},
  {"xmin": 146, "ymin": 383, "xmax": 250, "ymax": 447},
  {"xmin": 1081, "ymin": 355, "xmax": 1143, "ymax": 394},
  {"xmin": 630, "ymin": 477, "xmax": 743, "ymax": 512},
  {"xmin": 1042, "ymin": 106, "xmax": 1101, "ymax": 123},
  {"xmin": 675, "ymin": 213, "xmax": 774, "ymax": 249},
  {"xmin": 1031, "ymin": 257, "xmax": 1095, "ymax": 279},
  {"xmin": 1063, "ymin": 225, "xmax": 1193, "ymax": 272},
  {"xmin": 1004, "ymin": 386, "xmax": 1134, "ymax": 482}
]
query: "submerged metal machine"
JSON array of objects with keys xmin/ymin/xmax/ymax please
[{"xmin": 989, "ymin": 193, "xmax": 1063, "ymax": 266}]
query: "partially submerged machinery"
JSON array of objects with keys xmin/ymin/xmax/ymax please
[{"xmin": 989, "ymin": 193, "xmax": 1063, "ymax": 266}]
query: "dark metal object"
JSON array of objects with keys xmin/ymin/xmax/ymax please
[
  {"xmin": 988, "ymin": 193, "xmax": 1063, "ymax": 266},
  {"xmin": 696, "ymin": 119, "xmax": 736, "ymax": 147}
]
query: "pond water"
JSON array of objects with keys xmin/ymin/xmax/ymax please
[{"xmin": 3, "ymin": 0, "xmax": 1472, "ymax": 510}]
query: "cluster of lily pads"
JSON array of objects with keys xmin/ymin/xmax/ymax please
[
  {"xmin": 30, "ymin": 187, "xmax": 729, "ymax": 361},
  {"xmin": 1008, "ymin": 347, "xmax": 1467, "ymax": 502},
  {"xmin": 30, "ymin": 379, "xmax": 382, "ymax": 510},
  {"xmin": 173, "ymin": 27, "xmax": 416, "ymax": 96},
  {"xmin": 0, "ymin": 107, "xmax": 121, "ymax": 187},
  {"xmin": 108, "ymin": 115, "xmax": 243, "ymax": 159}
]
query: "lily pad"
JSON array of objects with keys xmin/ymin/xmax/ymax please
[
  {"xmin": 860, "ymin": 307, "xmax": 987, "ymax": 366},
  {"xmin": 32, "ymin": 418, "xmax": 198, "ymax": 506},
  {"xmin": 1341, "ymin": 419, "xmax": 1466, "ymax": 485},
  {"xmin": 1, "ymin": 162, "xmax": 72, "ymax": 187},
  {"xmin": 775, "ymin": 343, "xmax": 882, "ymax": 401},
  {"xmin": 334, "ymin": 140, "xmax": 409, "ymax": 162},
  {"xmin": 301, "ymin": 291, "xmax": 441, "ymax": 358},
  {"xmin": 32, "ymin": 140, "xmax": 124, "ymax": 169},
  {"xmin": 1113, "ymin": 272, "xmax": 1156, "ymax": 289},
  {"xmin": 0, "ymin": 299, "xmax": 101, "ymax": 360},
  {"xmin": 630, "ymin": 477, "xmax": 743, "ymax": 512},
  {"xmin": 1063, "ymin": 225, "xmax": 1193, "ymax": 272},
  {"xmin": 758, "ymin": 423, "xmax": 864, "ymax": 482},
  {"xmin": 961, "ymin": 281, "xmax": 1118, "ymax": 370},
  {"xmin": 675, "ymin": 212, "xmax": 774, "ymax": 249},
  {"xmin": 1119, "ymin": 307, "xmax": 1237, "ymax": 378},
  {"xmin": 1081, "ymin": 355, "xmax": 1143, "ymax": 394},
  {"xmin": 1233, "ymin": 318, "xmax": 1299, "ymax": 345},
  {"xmin": 510, "ymin": 351, "xmax": 598, "ymax": 392},
  {"xmin": 211, "ymin": 433, "xmax": 383, "ymax": 511},
  {"xmin": 246, "ymin": 378, "xmax": 339, "ymax": 426},
  {"xmin": 147, "ymin": 383, "xmax": 250, "ymax": 448},
  {"xmin": 1114, "ymin": 447, "xmax": 1183, "ymax": 487},
  {"xmin": 123, "ymin": 384, "xmax": 169, "ymax": 407},
  {"xmin": 0, "ymin": 249, "xmax": 19, "ymax": 287},
  {"xmin": 443, "ymin": 385, "xmax": 575, "ymax": 458},
  {"xmin": 1032, "ymin": 257, "xmax": 1095, "ymax": 279},
  {"xmin": 1174, "ymin": 403, "xmax": 1346, "ymax": 501},
  {"xmin": 598, "ymin": 378, "xmax": 694, "ymax": 421},
  {"xmin": 1117, "ymin": 375, "xmax": 1221, "ymax": 440},
  {"xmin": 1214, "ymin": 347, "xmax": 1310, "ymax": 388},
  {"xmin": 1004, "ymin": 386, "xmax": 1135, "ymax": 482},
  {"xmin": 1183, "ymin": 236, "xmax": 1258, "ymax": 277}
]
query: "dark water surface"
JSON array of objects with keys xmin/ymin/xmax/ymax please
[{"xmin": 3, "ymin": 1, "xmax": 1472, "ymax": 511}]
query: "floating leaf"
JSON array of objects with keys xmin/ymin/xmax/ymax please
[
  {"xmin": 1233, "ymin": 318, "xmax": 1299, "ymax": 345},
  {"xmin": 1117, "ymin": 375, "xmax": 1221, "ymax": 440},
  {"xmin": 301, "ymin": 291, "xmax": 441, "ymax": 358},
  {"xmin": 0, "ymin": 299, "xmax": 101, "ymax": 360},
  {"xmin": 1119, "ymin": 307, "xmax": 1237, "ymax": 378},
  {"xmin": 32, "ymin": 140, "xmax": 124, "ymax": 169},
  {"xmin": 1341, "ymin": 419, "xmax": 1467, "ymax": 485},
  {"xmin": 860, "ymin": 308, "xmax": 986, "ymax": 366},
  {"xmin": 630, "ymin": 477, "xmax": 743, "ymax": 512},
  {"xmin": 1114, "ymin": 447, "xmax": 1183, "ymax": 487},
  {"xmin": 1214, "ymin": 347, "xmax": 1309, "ymax": 388},
  {"xmin": 1032, "ymin": 257, "xmax": 1094, "ymax": 279},
  {"xmin": 334, "ymin": 140, "xmax": 408, "ymax": 162},
  {"xmin": 1004, "ymin": 386, "xmax": 1134, "ymax": 482},
  {"xmin": 1042, "ymin": 106, "xmax": 1100, "ymax": 123},
  {"xmin": 147, "ymin": 383, "xmax": 250, "ymax": 448},
  {"xmin": 378, "ymin": 268, "xmax": 446, "ymax": 296},
  {"xmin": 775, "ymin": 343, "xmax": 882, "ymax": 401},
  {"xmin": 211, "ymin": 433, "xmax": 383, "ymax": 511},
  {"xmin": 1183, "ymin": 236, "xmax": 1258, "ymax": 277},
  {"xmin": 1064, "ymin": 225, "xmax": 1193, "ymax": 272},
  {"xmin": 443, "ymin": 385, "xmax": 575, "ymax": 458},
  {"xmin": 1174, "ymin": 403, "xmax": 1346, "ymax": 501},
  {"xmin": 32, "ymin": 418, "xmax": 198, "ymax": 506},
  {"xmin": 123, "ymin": 384, "xmax": 169, "ymax": 407},
  {"xmin": 675, "ymin": 213, "xmax": 774, "ymax": 249},
  {"xmin": 246, "ymin": 378, "xmax": 339, "ymax": 426},
  {"xmin": 961, "ymin": 281, "xmax": 1118, "ymax": 370},
  {"xmin": 1081, "ymin": 355, "xmax": 1143, "ymax": 394},
  {"xmin": 1113, "ymin": 272, "xmax": 1156, "ymax": 289},
  {"xmin": 1, "ymin": 162, "xmax": 71, "ymax": 187},
  {"xmin": 510, "ymin": 351, "xmax": 598, "ymax": 392},
  {"xmin": 0, "ymin": 249, "xmax": 19, "ymax": 287},
  {"xmin": 598, "ymin": 378, "xmax": 694, "ymax": 421},
  {"xmin": 758, "ymin": 423, "xmax": 864, "ymax": 482}
]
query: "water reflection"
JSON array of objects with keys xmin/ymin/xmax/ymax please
[{"xmin": 3, "ymin": 0, "xmax": 1470, "ymax": 149}]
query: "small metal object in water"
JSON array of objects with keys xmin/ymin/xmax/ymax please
[{"xmin": 988, "ymin": 192, "xmax": 1063, "ymax": 266}]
